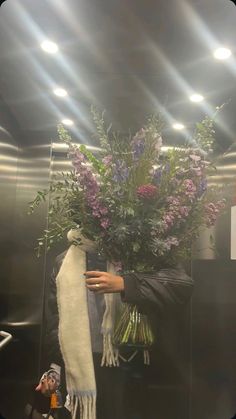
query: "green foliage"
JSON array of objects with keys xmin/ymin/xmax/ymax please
[{"xmin": 30, "ymin": 108, "xmax": 228, "ymax": 267}]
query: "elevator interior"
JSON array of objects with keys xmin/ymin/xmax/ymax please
[{"xmin": 1, "ymin": 1, "xmax": 236, "ymax": 418}]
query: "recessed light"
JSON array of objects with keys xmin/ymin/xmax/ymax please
[
  {"xmin": 41, "ymin": 40, "xmax": 59, "ymax": 54},
  {"xmin": 53, "ymin": 88, "xmax": 68, "ymax": 97},
  {"xmin": 213, "ymin": 47, "xmax": 232, "ymax": 60},
  {"xmin": 190, "ymin": 93, "xmax": 204, "ymax": 103},
  {"xmin": 61, "ymin": 119, "xmax": 74, "ymax": 126},
  {"xmin": 173, "ymin": 122, "xmax": 185, "ymax": 130}
]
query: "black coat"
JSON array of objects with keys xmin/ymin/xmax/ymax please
[{"xmin": 44, "ymin": 252, "xmax": 194, "ymax": 366}]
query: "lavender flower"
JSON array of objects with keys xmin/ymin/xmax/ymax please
[
  {"xmin": 69, "ymin": 147, "xmax": 110, "ymax": 227},
  {"xmin": 131, "ymin": 128, "xmax": 146, "ymax": 160},
  {"xmin": 152, "ymin": 168, "xmax": 162, "ymax": 184},
  {"xmin": 112, "ymin": 160, "xmax": 130, "ymax": 182},
  {"xmin": 102, "ymin": 155, "xmax": 113, "ymax": 166},
  {"xmin": 197, "ymin": 178, "xmax": 207, "ymax": 197}
]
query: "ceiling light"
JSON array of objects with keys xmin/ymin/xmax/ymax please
[
  {"xmin": 173, "ymin": 122, "xmax": 185, "ymax": 130},
  {"xmin": 213, "ymin": 47, "xmax": 232, "ymax": 60},
  {"xmin": 41, "ymin": 40, "xmax": 59, "ymax": 54},
  {"xmin": 190, "ymin": 93, "xmax": 204, "ymax": 103},
  {"xmin": 61, "ymin": 119, "xmax": 74, "ymax": 126},
  {"xmin": 53, "ymin": 88, "xmax": 68, "ymax": 97}
]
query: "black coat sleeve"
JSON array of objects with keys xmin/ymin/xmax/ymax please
[
  {"xmin": 122, "ymin": 266, "xmax": 194, "ymax": 315},
  {"xmin": 44, "ymin": 253, "xmax": 66, "ymax": 366}
]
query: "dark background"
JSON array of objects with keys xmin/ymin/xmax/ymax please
[{"xmin": 0, "ymin": 1, "xmax": 236, "ymax": 418}]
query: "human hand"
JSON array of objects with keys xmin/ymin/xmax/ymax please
[
  {"xmin": 35, "ymin": 370, "xmax": 60, "ymax": 397},
  {"xmin": 85, "ymin": 271, "xmax": 124, "ymax": 293}
]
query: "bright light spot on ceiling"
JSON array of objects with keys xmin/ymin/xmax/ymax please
[
  {"xmin": 53, "ymin": 88, "xmax": 68, "ymax": 97},
  {"xmin": 41, "ymin": 40, "xmax": 59, "ymax": 54},
  {"xmin": 61, "ymin": 119, "xmax": 74, "ymax": 126},
  {"xmin": 190, "ymin": 93, "xmax": 204, "ymax": 103},
  {"xmin": 213, "ymin": 47, "xmax": 232, "ymax": 60},
  {"xmin": 173, "ymin": 123, "xmax": 185, "ymax": 130}
]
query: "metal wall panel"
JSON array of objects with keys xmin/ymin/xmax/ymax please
[
  {"xmin": 191, "ymin": 260, "xmax": 236, "ymax": 419},
  {"xmin": 0, "ymin": 122, "xmax": 51, "ymax": 417},
  {"xmin": 190, "ymin": 144, "xmax": 236, "ymax": 419},
  {"xmin": 0, "ymin": 126, "xmax": 18, "ymax": 324}
]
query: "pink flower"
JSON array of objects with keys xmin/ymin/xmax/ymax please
[
  {"xmin": 101, "ymin": 218, "xmax": 110, "ymax": 229},
  {"xmin": 163, "ymin": 213, "xmax": 175, "ymax": 226},
  {"xmin": 136, "ymin": 184, "xmax": 158, "ymax": 199},
  {"xmin": 204, "ymin": 201, "xmax": 225, "ymax": 227},
  {"xmin": 179, "ymin": 206, "xmax": 190, "ymax": 217}
]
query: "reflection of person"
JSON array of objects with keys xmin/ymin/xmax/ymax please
[{"xmin": 37, "ymin": 237, "xmax": 193, "ymax": 419}]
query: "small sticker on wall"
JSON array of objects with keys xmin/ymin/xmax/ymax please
[{"xmin": 231, "ymin": 207, "xmax": 236, "ymax": 259}]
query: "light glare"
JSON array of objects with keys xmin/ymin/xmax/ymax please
[
  {"xmin": 213, "ymin": 47, "xmax": 232, "ymax": 60},
  {"xmin": 173, "ymin": 123, "xmax": 185, "ymax": 130},
  {"xmin": 62, "ymin": 119, "xmax": 74, "ymax": 126},
  {"xmin": 190, "ymin": 93, "xmax": 204, "ymax": 103},
  {"xmin": 41, "ymin": 40, "xmax": 59, "ymax": 54},
  {"xmin": 53, "ymin": 88, "xmax": 68, "ymax": 97}
]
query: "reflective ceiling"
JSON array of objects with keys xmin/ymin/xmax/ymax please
[{"xmin": 0, "ymin": 0, "xmax": 236, "ymax": 149}]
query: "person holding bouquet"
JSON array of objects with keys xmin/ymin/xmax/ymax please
[{"xmin": 30, "ymin": 110, "xmax": 226, "ymax": 419}]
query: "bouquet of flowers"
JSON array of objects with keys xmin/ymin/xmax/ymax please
[{"xmin": 30, "ymin": 108, "xmax": 226, "ymax": 347}]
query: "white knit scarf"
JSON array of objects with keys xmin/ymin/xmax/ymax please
[{"xmin": 56, "ymin": 230, "xmax": 120, "ymax": 419}]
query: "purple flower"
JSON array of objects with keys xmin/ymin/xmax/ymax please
[
  {"xmin": 197, "ymin": 178, "xmax": 207, "ymax": 197},
  {"xmin": 70, "ymin": 148, "xmax": 110, "ymax": 223},
  {"xmin": 102, "ymin": 155, "xmax": 113, "ymax": 166},
  {"xmin": 152, "ymin": 168, "xmax": 162, "ymax": 184},
  {"xmin": 69, "ymin": 149, "xmax": 86, "ymax": 169},
  {"xmin": 112, "ymin": 160, "xmax": 130, "ymax": 182},
  {"xmin": 131, "ymin": 128, "xmax": 146, "ymax": 160},
  {"xmin": 164, "ymin": 163, "xmax": 170, "ymax": 173}
]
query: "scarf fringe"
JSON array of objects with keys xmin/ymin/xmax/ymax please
[
  {"xmin": 67, "ymin": 394, "xmax": 96, "ymax": 419},
  {"xmin": 101, "ymin": 333, "xmax": 119, "ymax": 367}
]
